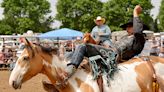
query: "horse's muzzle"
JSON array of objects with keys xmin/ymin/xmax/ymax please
[{"xmin": 12, "ymin": 81, "xmax": 22, "ymax": 89}]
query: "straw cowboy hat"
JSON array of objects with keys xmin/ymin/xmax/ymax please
[
  {"xmin": 94, "ymin": 16, "xmax": 106, "ymax": 24},
  {"xmin": 120, "ymin": 18, "xmax": 149, "ymax": 30}
]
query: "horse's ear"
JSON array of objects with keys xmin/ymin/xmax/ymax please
[
  {"xmin": 22, "ymin": 38, "xmax": 35, "ymax": 57},
  {"xmin": 23, "ymin": 38, "xmax": 32, "ymax": 46}
]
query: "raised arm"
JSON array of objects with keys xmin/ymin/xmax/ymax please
[{"xmin": 133, "ymin": 5, "xmax": 144, "ymax": 34}]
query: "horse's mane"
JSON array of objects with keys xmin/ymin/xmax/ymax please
[
  {"xmin": 35, "ymin": 44, "xmax": 73, "ymax": 63},
  {"xmin": 33, "ymin": 43, "xmax": 59, "ymax": 55}
]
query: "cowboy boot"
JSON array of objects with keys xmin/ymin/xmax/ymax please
[{"xmin": 64, "ymin": 65, "xmax": 77, "ymax": 79}]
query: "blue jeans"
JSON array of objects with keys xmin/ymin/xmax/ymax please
[{"xmin": 68, "ymin": 44, "xmax": 117, "ymax": 68}]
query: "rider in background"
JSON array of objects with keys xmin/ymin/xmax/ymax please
[
  {"xmin": 91, "ymin": 16, "xmax": 112, "ymax": 47},
  {"xmin": 60, "ymin": 5, "xmax": 149, "ymax": 86},
  {"xmin": 150, "ymin": 36, "xmax": 160, "ymax": 56}
]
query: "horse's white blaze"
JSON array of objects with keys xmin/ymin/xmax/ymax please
[
  {"xmin": 154, "ymin": 63, "xmax": 164, "ymax": 79},
  {"xmin": 9, "ymin": 56, "xmax": 29, "ymax": 86},
  {"xmin": 103, "ymin": 62, "xmax": 142, "ymax": 92}
]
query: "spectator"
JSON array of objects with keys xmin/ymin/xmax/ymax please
[
  {"xmin": 59, "ymin": 42, "xmax": 66, "ymax": 59},
  {"xmin": 150, "ymin": 37, "xmax": 160, "ymax": 56},
  {"xmin": 159, "ymin": 36, "xmax": 164, "ymax": 58},
  {"xmin": 6, "ymin": 49, "xmax": 13, "ymax": 59},
  {"xmin": 8, "ymin": 50, "xmax": 17, "ymax": 71},
  {"xmin": 159, "ymin": 47, "xmax": 164, "ymax": 58},
  {"xmin": 0, "ymin": 50, "xmax": 5, "ymax": 68}
]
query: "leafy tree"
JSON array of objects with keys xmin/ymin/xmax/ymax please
[
  {"xmin": 158, "ymin": 0, "xmax": 164, "ymax": 32},
  {"xmin": 1, "ymin": 0, "xmax": 53, "ymax": 34},
  {"xmin": 56, "ymin": 0, "xmax": 103, "ymax": 32},
  {"xmin": 56, "ymin": 0, "xmax": 154, "ymax": 32},
  {"xmin": 101, "ymin": 0, "xmax": 153, "ymax": 31},
  {"xmin": 0, "ymin": 20, "xmax": 13, "ymax": 34}
]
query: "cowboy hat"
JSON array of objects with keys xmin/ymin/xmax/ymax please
[
  {"xmin": 120, "ymin": 18, "xmax": 149, "ymax": 30},
  {"xmin": 94, "ymin": 16, "xmax": 106, "ymax": 24}
]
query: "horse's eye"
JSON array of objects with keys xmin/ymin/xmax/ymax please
[{"xmin": 23, "ymin": 56, "xmax": 29, "ymax": 61}]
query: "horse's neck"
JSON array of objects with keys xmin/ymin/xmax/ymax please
[{"xmin": 42, "ymin": 55, "xmax": 67, "ymax": 84}]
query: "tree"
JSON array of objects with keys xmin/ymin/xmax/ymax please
[
  {"xmin": 158, "ymin": 0, "xmax": 164, "ymax": 32},
  {"xmin": 101, "ymin": 0, "xmax": 153, "ymax": 31},
  {"xmin": 56, "ymin": 0, "xmax": 103, "ymax": 32},
  {"xmin": 0, "ymin": 20, "xmax": 13, "ymax": 34},
  {"xmin": 152, "ymin": 18, "xmax": 159, "ymax": 32},
  {"xmin": 1, "ymin": 0, "xmax": 53, "ymax": 34}
]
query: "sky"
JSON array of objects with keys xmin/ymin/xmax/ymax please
[
  {"xmin": 151, "ymin": 0, "xmax": 162, "ymax": 19},
  {"xmin": 0, "ymin": 0, "xmax": 162, "ymax": 28}
]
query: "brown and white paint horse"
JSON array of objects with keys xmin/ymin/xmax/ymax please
[{"xmin": 9, "ymin": 39, "xmax": 164, "ymax": 92}]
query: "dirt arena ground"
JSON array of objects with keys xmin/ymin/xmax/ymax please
[{"xmin": 0, "ymin": 71, "xmax": 48, "ymax": 92}]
